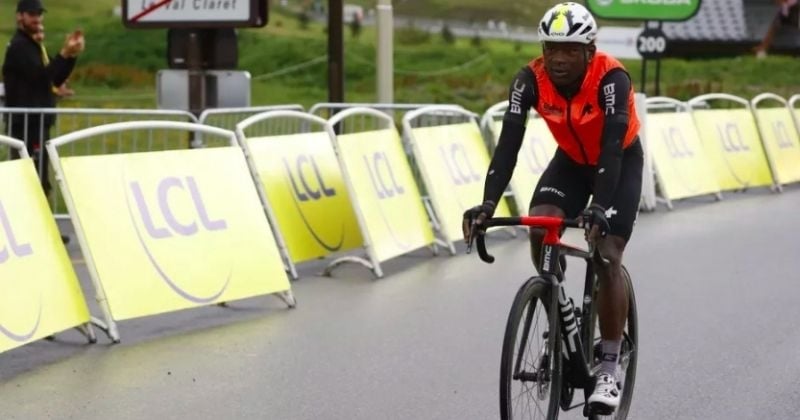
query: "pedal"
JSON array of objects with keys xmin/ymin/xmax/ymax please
[{"xmin": 587, "ymin": 402, "xmax": 615, "ymax": 416}]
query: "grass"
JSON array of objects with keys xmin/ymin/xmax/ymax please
[{"xmin": 0, "ymin": 0, "xmax": 799, "ymax": 114}]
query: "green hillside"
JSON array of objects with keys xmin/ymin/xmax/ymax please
[{"xmin": 1, "ymin": 1, "xmax": 799, "ymax": 112}]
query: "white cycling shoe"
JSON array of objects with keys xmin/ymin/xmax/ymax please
[{"xmin": 588, "ymin": 372, "xmax": 621, "ymax": 415}]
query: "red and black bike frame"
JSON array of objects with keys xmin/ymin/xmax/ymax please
[{"xmin": 474, "ymin": 216, "xmax": 596, "ymax": 389}]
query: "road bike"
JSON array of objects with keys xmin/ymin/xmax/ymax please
[{"xmin": 470, "ymin": 216, "xmax": 638, "ymax": 419}]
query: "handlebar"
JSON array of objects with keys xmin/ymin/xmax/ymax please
[{"xmin": 469, "ymin": 216, "xmax": 583, "ymax": 264}]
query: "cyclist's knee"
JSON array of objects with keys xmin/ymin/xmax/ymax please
[{"xmin": 595, "ymin": 236, "xmax": 626, "ymax": 270}]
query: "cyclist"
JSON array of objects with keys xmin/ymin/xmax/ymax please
[{"xmin": 462, "ymin": 2, "xmax": 643, "ymax": 414}]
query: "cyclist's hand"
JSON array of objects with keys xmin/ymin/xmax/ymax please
[
  {"xmin": 462, "ymin": 200, "xmax": 496, "ymax": 247},
  {"xmin": 581, "ymin": 204, "xmax": 610, "ymax": 243}
]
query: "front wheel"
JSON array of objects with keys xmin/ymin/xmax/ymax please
[
  {"xmin": 588, "ymin": 265, "xmax": 638, "ymax": 420},
  {"xmin": 500, "ymin": 277, "xmax": 562, "ymax": 420}
]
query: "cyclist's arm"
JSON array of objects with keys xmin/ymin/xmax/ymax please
[
  {"xmin": 591, "ymin": 69, "xmax": 632, "ymax": 210},
  {"xmin": 482, "ymin": 67, "xmax": 538, "ymax": 206}
]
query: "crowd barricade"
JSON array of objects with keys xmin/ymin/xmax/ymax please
[
  {"xmin": 0, "ymin": 135, "xmax": 94, "ymax": 354},
  {"xmin": 46, "ymin": 121, "xmax": 294, "ymax": 343},
  {"xmin": 479, "ymin": 100, "xmax": 557, "ymax": 216},
  {"xmin": 0, "ymin": 107, "xmax": 198, "ymax": 217},
  {"xmin": 309, "ymin": 102, "xmax": 466, "ymax": 121},
  {"xmin": 643, "ymin": 97, "xmax": 722, "ymax": 210},
  {"xmin": 687, "ymin": 94, "xmax": 776, "ymax": 192},
  {"xmin": 634, "ymin": 93, "xmax": 659, "ymax": 212},
  {"xmin": 234, "ymin": 111, "xmax": 366, "ymax": 279},
  {"xmin": 198, "ymin": 105, "xmax": 305, "ymax": 140},
  {"xmin": 750, "ymin": 93, "xmax": 800, "ymax": 189},
  {"xmin": 402, "ymin": 106, "xmax": 512, "ymax": 255},
  {"xmin": 790, "ymin": 95, "xmax": 800, "ymax": 133},
  {"xmin": 325, "ymin": 108, "xmax": 437, "ymax": 277}
]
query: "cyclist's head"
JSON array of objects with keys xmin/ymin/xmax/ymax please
[{"xmin": 538, "ymin": 2, "xmax": 598, "ymax": 87}]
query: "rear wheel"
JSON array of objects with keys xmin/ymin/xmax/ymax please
[
  {"xmin": 587, "ymin": 266, "xmax": 638, "ymax": 420},
  {"xmin": 500, "ymin": 277, "xmax": 562, "ymax": 420}
]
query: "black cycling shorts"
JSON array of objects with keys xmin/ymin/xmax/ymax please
[{"xmin": 530, "ymin": 139, "xmax": 643, "ymax": 242}]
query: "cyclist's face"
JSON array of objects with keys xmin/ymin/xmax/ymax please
[{"xmin": 542, "ymin": 42, "xmax": 595, "ymax": 87}]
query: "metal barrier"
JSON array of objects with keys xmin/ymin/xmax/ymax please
[
  {"xmin": 687, "ymin": 93, "xmax": 777, "ymax": 192},
  {"xmin": 198, "ymin": 105, "xmax": 305, "ymax": 137},
  {"xmin": 1, "ymin": 107, "xmax": 198, "ymax": 216},
  {"xmin": 402, "ymin": 105, "xmax": 508, "ymax": 253},
  {"xmin": 309, "ymin": 102, "xmax": 466, "ymax": 124},
  {"xmin": 235, "ymin": 110, "xmax": 375, "ymax": 279}
]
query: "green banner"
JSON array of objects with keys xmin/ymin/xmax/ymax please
[{"xmin": 586, "ymin": 0, "xmax": 702, "ymax": 21}]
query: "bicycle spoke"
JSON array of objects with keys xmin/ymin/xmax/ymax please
[{"xmin": 512, "ymin": 297, "xmax": 551, "ymax": 419}]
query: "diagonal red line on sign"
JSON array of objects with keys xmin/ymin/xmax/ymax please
[{"xmin": 130, "ymin": 0, "xmax": 173, "ymax": 22}]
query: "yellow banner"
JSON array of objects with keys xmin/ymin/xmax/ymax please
[
  {"xmin": 493, "ymin": 118, "xmax": 557, "ymax": 215},
  {"xmin": 0, "ymin": 159, "xmax": 89, "ymax": 353},
  {"xmin": 691, "ymin": 109, "xmax": 773, "ymax": 190},
  {"xmin": 336, "ymin": 129, "xmax": 435, "ymax": 261},
  {"xmin": 753, "ymin": 108, "xmax": 800, "ymax": 184},
  {"xmin": 646, "ymin": 113, "xmax": 721, "ymax": 200},
  {"xmin": 60, "ymin": 148, "xmax": 290, "ymax": 321},
  {"xmin": 246, "ymin": 133, "xmax": 363, "ymax": 263},
  {"xmin": 411, "ymin": 122, "xmax": 510, "ymax": 242}
]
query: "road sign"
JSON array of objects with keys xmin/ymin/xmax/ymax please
[
  {"xmin": 637, "ymin": 27, "xmax": 668, "ymax": 59},
  {"xmin": 586, "ymin": 0, "xmax": 702, "ymax": 21},
  {"xmin": 123, "ymin": 0, "xmax": 268, "ymax": 29}
]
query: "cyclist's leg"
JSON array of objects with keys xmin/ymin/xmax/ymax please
[
  {"xmin": 590, "ymin": 140, "xmax": 643, "ymax": 412},
  {"xmin": 528, "ymin": 149, "xmax": 592, "ymax": 271}
]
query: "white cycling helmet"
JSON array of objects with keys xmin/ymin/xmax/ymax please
[{"xmin": 538, "ymin": 2, "xmax": 598, "ymax": 45}]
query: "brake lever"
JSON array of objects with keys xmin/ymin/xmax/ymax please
[{"xmin": 466, "ymin": 221, "xmax": 479, "ymax": 254}]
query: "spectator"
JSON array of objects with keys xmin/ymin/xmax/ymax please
[
  {"xmin": 33, "ymin": 25, "xmax": 76, "ymax": 100},
  {"xmin": 755, "ymin": 0, "xmax": 799, "ymax": 57},
  {"xmin": 2, "ymin": 0, "xmax": 84, "ymax": 195}
]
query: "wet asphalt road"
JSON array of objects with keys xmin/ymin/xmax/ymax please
[{"xmin": 1, "ymin": 186, "xmax": 799, "ymax": 420}]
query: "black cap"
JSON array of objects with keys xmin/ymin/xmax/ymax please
[{"xmin": 17, "ymin": 0, "xmax": 46, "ymax": 13}]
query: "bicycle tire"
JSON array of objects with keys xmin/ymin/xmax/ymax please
[
  {"xmin": 587, "ymin": 265, "xmax": 638, "ymax": 420},
  {"xmin": 500, "ymin": 277, "xmax": 562, "ymax": 420}
]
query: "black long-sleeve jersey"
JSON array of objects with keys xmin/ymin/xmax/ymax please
[{"xmin": 483, "ymin": 65, "xmax": 633, "ymax": 210}]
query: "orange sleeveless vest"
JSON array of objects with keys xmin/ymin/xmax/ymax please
[{"xmin": 528, "ymin": 52, "xmax": 640, "ymax": 165}]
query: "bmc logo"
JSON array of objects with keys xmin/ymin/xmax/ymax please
[
  {"xmin": 283, "ymin": 154, "xmax": 336, "ymax": 201},
  {"xmin": 662, "ymin": 126, "xmax": 694, "ymax": 159},
  {"xmin": 0, "ymin": 200, "xmax": 33, "ymax": 264},
  {"xmin": 364, "ymin": 151, "xmax": 405, "ymax": 199},
  {"xmin": 128, "ymin": 176, "xmax": 230, "ymax": 304},
  {"xmin": 715, "ymin": 122, "xmax": 750, "ymax": 153},
  {"xmin": 440, "ymin": 143, "xmax": 481, "ymax": 186},
  {"xmin": 772, "ymin": 121, "xmax": 796, "ymax": 150}
]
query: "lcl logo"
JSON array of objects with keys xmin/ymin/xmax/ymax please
[
  {"xmin": 127, "ymin": 176, "xmax": 231, "ymax": 304},
  {"xmin": 772, "ymin": 120, "xmax": 796, "ymax": 150},
  {"xmin": 283, "ymin": 155, "xmax": 336, "ymax": 201},
  {"xmin": 282, "ymin": 153, "xmax": 345, "ymax": 251},
  {"xmin": 440, "ymin": 142, "xmax": 481, "ymax": 186},
  {"xmin": 363, "ymin": 150, "xmax": 411, "ymax": 249},
  {"xmin": 662, "ymin": 126, "xmax": 694, "ymax": 159},
  {"xmin": 715, "ymin": 122, "xmax": 750, "ymax": 153},
  {"xmin": 0, "ymin": 200, "xmax": 32, "ymax": 264},
  {"xmin": 0, "ymin": 199, "xmax": 40, "ymax": 342},
  {"xmin": 523, "ymin": 135, "xmax": 550, "ymax": 174},
  {"xmin": 364, "ymin": 151, "xmax": 405, "ymax": 199}
]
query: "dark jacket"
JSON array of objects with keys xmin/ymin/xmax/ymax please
[{"xmin": 2, "ymin": 28, "xmax": 76, "ymax": 140}]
